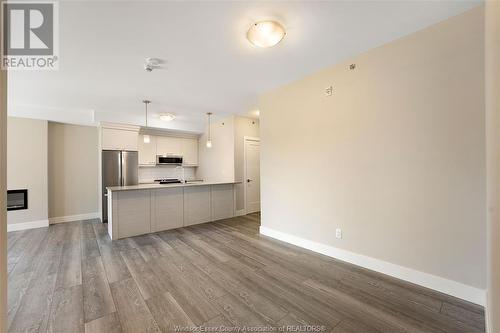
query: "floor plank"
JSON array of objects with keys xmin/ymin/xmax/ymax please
[
  {"xmin": 84, "ymin": 312, "xmax": 123, "ymax": 333},
  {"xmin": 145, "ymin": 292, "xmax": 196, "ymax": 332},
  {"xmin": 109, "ymin": 278, "xmax": 161, "ymax": 333},
  {"xmin": 47, "ymin": 285, "xmax": 85, "ymax": 333},
  {"xmin": 82, "ymin": 256, "xmax": 116, "ymax": 323}
]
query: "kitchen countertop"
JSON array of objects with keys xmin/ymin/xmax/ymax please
[{"xmin": 107, "ymin": 181, "xmax": 240, "ymax": 192}]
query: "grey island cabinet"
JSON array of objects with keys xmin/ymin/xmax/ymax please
[{"xmin": 106, "ymin": 182, "xmax": 237, "ymax": 240}]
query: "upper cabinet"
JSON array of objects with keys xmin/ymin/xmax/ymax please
[
  {"xmin": 138, "ymin": 135, "xmax": 157, "ymax": 166},
  {"xmin": 138, "ymin": 134, "xmax": 199, "ymax": 167},
  {"xmin": 101, "ymin": 123, "xmax": 140, "ymax": 151},
  {"xmin": 181, "ymin": 138, "xmax": 198, "ymax": 166},
  {"xmin": 157, "ymin": 136, "xmax": 182, "ymax": 156}
]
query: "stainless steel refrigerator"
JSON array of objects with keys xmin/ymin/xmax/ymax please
[{"xmin": 101, "ymin": 150, "xmax": 138, "ymax": 222}]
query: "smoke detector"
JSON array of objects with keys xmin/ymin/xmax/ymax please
[{"xmin": 144, "ymin": 57, "xmax": 163, "ymax": 72}]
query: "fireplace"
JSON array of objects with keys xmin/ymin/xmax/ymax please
[{"xmin": 7, "ymin": 189, "xmax": 28, "ymax": 211}]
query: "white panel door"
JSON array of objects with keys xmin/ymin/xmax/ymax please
[
  {"xmin": 138, "ymin": 135, "xmax": 157, "ymax": 166},
  {"xmin": 157, "ymin": 136, "xmax": 182, "ymax": 156},
  {"xmin": 245, "ymin": 140, "xmax": 260, "ymax": 213}
]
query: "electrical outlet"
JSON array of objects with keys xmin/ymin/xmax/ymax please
[
  {"xmin": 335, "ymin": 228, "xmax": 342, "ymax": 239},
  {"xmin": 325, "ymin": 86, "xmax": 333, "ymax": 96}
]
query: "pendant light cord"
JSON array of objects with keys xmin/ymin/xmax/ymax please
[
  {"xmin": 143, "ymin": 100, "xmax": 151, "ymax": 128},
  {"xmin": 207, "ymin": 112, "xmax": 212, "ymax": 141}
]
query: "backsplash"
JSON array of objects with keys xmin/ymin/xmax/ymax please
[{"xmin": 139, "ymin": 166, "xmax": 196, "ymax": 183}]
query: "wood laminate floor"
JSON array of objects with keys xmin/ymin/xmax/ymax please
[{"xmin": 7, "ymin": 213, "xmax": 485, "ymax": 333}]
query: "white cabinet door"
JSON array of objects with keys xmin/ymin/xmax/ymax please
[
  {"xmin": 181, "ymin": 138, "xmax": 198, "ymax": 166},
  {"xmin": 183, "ymin": 186, "xmax": 211, "ymax": 226},
  {"xmin": 211, "ymin": 184, "xmax": 234, "ymax": 221},
  {"xmin": 152, "ymin": 188, "xmax": 184, "ymax": 232},
  {"xmin": 157, "ymin": 136, "xmax": 182, "ymax": 156},
  {"xmin": 138, "ymin": 135, "xmax": 157, "ymax": 166},
  {"xmin": 102, "ymin": 128, "xmax": 139, "ymax": 151},
  {"xmin": 116, "ymin": 190, "xmax": 151, "ymax": 238}
]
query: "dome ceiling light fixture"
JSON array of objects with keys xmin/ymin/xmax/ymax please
[
  {"xmin": 159, "ymin": 113, "xmax": 176, "ymax": 122},
  {"xmin": 247, "ymin": 20, "xmax": 286, "ymax": 48}
]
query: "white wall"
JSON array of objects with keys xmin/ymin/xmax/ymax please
[
  {"xmin": 234, "ymin": 117, "xmax": 259, "ymax": 212},
  {"xmin": 260, "ymin": 7, "xmax": 486, "ymax": 302},
  {"xmin": 196, "ymin": 115, "xmax": 260, "ymax": 213},
  {"xmin": 197, "ymin": 115, "xmax": 235, "ymax": 182},
  {"xmin": 485, "ymin": 1, "xmax": 500, "ymax": 331},
  {"xmin": 48, "ymin": 122, "xmax": 100, "ymax": 220},
  {"xmin": 7, "ymin": 117, "xmax": 48, "ymax": 226}
]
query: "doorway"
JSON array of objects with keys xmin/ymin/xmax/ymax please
[{"xmin": 244, "ymin": 137, "xmax": 260, "ymax": 214}]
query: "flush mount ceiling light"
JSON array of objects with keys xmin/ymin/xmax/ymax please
[
  {"xmin": 247, "ymin": 20, "xmax": 286, "ymax": 48},
  {"xmin": 159, "ymin": 113, "xmax": 176, "ymax": 122},
  {"xmin": 143, "ymin": 100, "xmax": 151, "ymax": 143}
]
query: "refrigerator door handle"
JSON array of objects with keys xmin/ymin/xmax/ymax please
[{"xmin": 119, "ymin": 151, "xmax": 123, "ymax": 186}]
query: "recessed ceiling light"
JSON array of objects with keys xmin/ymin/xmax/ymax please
[
  {"xmin": 247, "ymin": 21, "xmax": 286, "ymax": 48},
  {"xmin": 159, "ymin": 113, "xmax": 176, "ymax": 122}
]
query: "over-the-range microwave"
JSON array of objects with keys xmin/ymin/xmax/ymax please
[{"xmin": 156, "ymin": 155, "xmax": 183, "ymax": 165}]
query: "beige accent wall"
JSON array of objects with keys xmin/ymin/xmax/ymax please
[
  {"xmin": 260, "ymin": 7, "xmax": 485, "ymax": 290},
  {"xmin": 485, "ymin": 1, "xmax": 500, "ymax": 331},
  {"xmin": 0, "ymin": 66, "xmax": 7, "ymax": 333},
  {"xmin": 234, "ymin": 117, "xmax": 259, "ymax": 212},
  {"xmin": 48, "ymin": 122, "xmax": 99, "ymax": 219},
  {"xmin": 7, "ymin": 117, "xmax": 48, "ymax": 225}
]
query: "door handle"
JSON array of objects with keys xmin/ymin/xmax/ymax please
[{"xmin": 247, "ymin": 179, "xmax": 252, "ymax": 183}]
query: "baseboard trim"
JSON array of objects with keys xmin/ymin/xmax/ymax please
[
  {"xmin": 7, "ymin": 219, "xmax": 49, "ymax": 232},
  {"xmin": 235, "ymin": 209, "xmax": 246, "ymax": 217},
  {"xmin": 49, "ymin": 212, "xmax": 100, "ymax": 224},
  {"xmin": 260, "ymin": 226, "xmax": 486, "ymax": 306}
]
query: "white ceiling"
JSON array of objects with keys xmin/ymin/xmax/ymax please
[{"xmin": 8, "ymin": 0, "xmax": 481, "ymax": 132}]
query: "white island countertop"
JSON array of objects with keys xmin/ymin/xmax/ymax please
[{"xmin": 107, "ymin": 181, "xmax": 240, "ymax": 192}]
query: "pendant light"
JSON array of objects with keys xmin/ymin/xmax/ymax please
[
  {"xmin": 143, "ymin": 100, "xmax": 151, "ymax": 143},
  {"xmin": 206, "ymin": 112, "xmax": 212, "ymax": 148}
]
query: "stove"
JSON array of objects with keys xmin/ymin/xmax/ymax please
[{"xmin": 155, "ymin": 178, "xmax": 182, "ymax": 184}]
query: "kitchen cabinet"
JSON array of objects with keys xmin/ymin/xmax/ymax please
[
  {"xmin": 156, "ymin": 136, "xmax": 182, "ymax": 156},
  {"xmin": 181, "ymin": 138, "xmax": 198, "ymax": 166},
  {"xmin": 102, "ymin": 128, "xmax": 139, "ymax": 151},
  {"xmin": 152, "ymin": 187, "xmax": 184, "ymax": 232},
  {"xmin": 211, "ymin": 184, "xmax": 234, "ymax": 220},
  {"xmin": 108, "ymin": 183, "xmax": 236, "ymax": 239},
  {"xmin": 183, "ymin": 185, "xmax": 211, "ymax": 226},
  {"xmin": 116, "ymin": 190, "xmax": 151, "ymax": 238},
  {"xmin": 138, "ymin": 135, "xmax": 157, "ymax": 166}
]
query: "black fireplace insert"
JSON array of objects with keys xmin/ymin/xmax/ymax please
[{"xmin": 7, "ymin": 189, "xmax": 28, "ymax": 211}]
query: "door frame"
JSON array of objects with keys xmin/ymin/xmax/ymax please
[{"xmin": 243, "ymin": 136, "xmax": 260, "ymax": 215}]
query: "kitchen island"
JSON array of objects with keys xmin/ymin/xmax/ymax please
[{"xmin": 106, "ymin": 181, "xmax": 238, "ymax": 240}]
